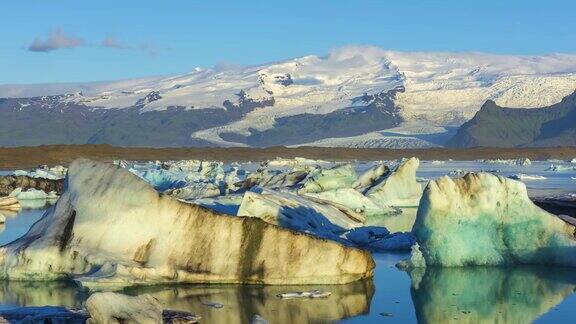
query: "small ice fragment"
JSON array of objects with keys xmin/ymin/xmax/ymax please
[{"xmin": 276, "ymin": 290, "xmax": 331, "ymax": 299}]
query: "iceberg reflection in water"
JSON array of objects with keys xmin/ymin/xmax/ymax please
[
  {"xmin": 407, "ymin": 266, "xmax": 576, "ymax": 323},
  {"xmin": 0, "ymin": 279, "xmax": 374, "ymax": 323},
  {"xmin": 123, "ymin": 280, "xmax": 374, "ymax": 323}
]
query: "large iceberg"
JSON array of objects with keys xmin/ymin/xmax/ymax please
[
  {"xmin": 365, "ymin": 157, "xmax": 423, "ymax": 207},
  {"xmin": 402, "ymin": 172, "xmax": 576, "ymax": 267},
  {"xmin": 0, "ymin": 159, "xmax": 374, "ymax": 286}
]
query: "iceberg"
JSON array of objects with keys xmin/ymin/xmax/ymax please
[
  {"xmin": 365, "ymin": 157, "xmax": 423, "ymax": 207},
  {"xmin": 404, "ymin": 172, "xmax": 576, "ymax": 267},
  {"xmin": 508, "ymin": 173, "xmax": 546, "ymax": 181},
  {"xmin": 302, "ymin": 188, "xmax": 397, "ymax": 220},
  {"xmin": 9, "ymin": 188, "xmax": 58, "ymax": 200},
  {"xmin": 546, "ymin": 164, "xmax": 575, "ymax": 172},
  {"xmin": 481, "ymin": 158, "xmax": 531, "ymax": 166},
  {"xmin": 0, "ymin": 159, "xmax": 374, "ymax": 286},
  {"xmin": 13, "ymin": 165, "xmax": 67, "ymax": 180},
  {"xmin": 237, "ymin": 187, "xmax": 365, "ymax": 241},
  {"xmin": 352, "ymin": 163, "xmax": 389, "ymax": 193},
  {"xmin": 0, "ymin": 175, "xmax": 64, "ymax": 197},
  {"xmin": 240, "ymin": 169, "xmax": 307, "ymax": 190},
  {"xmin": 299, "ymin": 164, "xmax": 357, "ymax": 193}
]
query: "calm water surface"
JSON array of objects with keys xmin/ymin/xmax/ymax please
[
  {"xmin": 2, "ymin": 208, "xmax": 576, "ymax": 323},
  {"xmin": 0, "ymin": 161, "xmax": 575, "ymax": 323}
]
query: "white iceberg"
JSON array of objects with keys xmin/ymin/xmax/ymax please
[
  {"xmin": 403, "ymin": 172, "xmax": 576, "ymax": 268},
  {"xmin": 299, "ymin": 164, "xmax": 357, "ymax": 193},
  {"xmin": 365, "ymin": 157, "xmax": 423, "ymax": 207},
  {"xmin": 546, "ymin": 164, "xmax": 575, "ymax": 172},
  {"xmin": 13, "ymin": 165, "xmax": 67, "ymax": 180},
  {"xmin": 0, "ymin": 159, "xmax": 374, "ymax": 286},
  {"xmin": 508, "ymin": 174, "xmax": 547, "ymax": 181},
  {"xmin": 302, "ymin": 188, "xmax": 397, "ymax": 221},
  {"xmin": 352, "ymin": 163, "xmax": 388, "ymax": 193},
  {"xmin": 237, "ymin": 187, "xmax": 364, "ymax": 241},
  {"xmin": 481, "ymin": 158, "xmax": 531, "ymax": 166},
  {"xmin": 9, "ymin": 188, "xmax": 59, "ymax": 200}
]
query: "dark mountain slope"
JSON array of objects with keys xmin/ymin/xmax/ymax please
[{"xmin": 447, "ymin": 90, "xmax": 576, "ymax": 148}]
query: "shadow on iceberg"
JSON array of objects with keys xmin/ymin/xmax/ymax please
[{"xmin": 407, "ymin": 266, "xmax": 576, "ymax": 323}]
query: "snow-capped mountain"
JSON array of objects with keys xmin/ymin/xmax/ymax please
[{"xmin": 1, "ymin": 46, "xmax": 576, "ymax": 148}]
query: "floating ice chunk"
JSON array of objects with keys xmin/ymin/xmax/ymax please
[
  {"xmin": 237, "ymin": 187, "xmax": 364, "ymax": 241},
  {"xmin": 302, "ymin": 188, "xmax": 396, "ymax": 220},
  {"xmin": 299, "ymin": 164, "xmax": 357, "ymax": 193},
  {"xmin": 481, "ymin": 158, "xmax": 531, "ymax": 166},
  {"xmin": 267, "ymin": 157, "xmax": 328, "ymax": 168},
  {"xmin": 508, "ymin": 174, "xmax": 547, "ymax": 181},
  {"xmin": 405, "ymin": 173, "xmax": 576, "ymax": 267},
  {"xmin": 546, "ymin": 164, "xmax": 575, "ymax": 172},
  {"xmin": 276, "ymin": 290, "xmax": 332, "ymax": 299},
  {"xmin": 352, "ymin": 163, "xmax": 388, "ymax": 193},
  {"xmin": 14, "ymin": 165, "xmax": 67, "ymax": 180},
  {"xmin": 9, "ymin": 188, "xmax": 58, "ymax": 200},
  {"xmin": 365, "ymin": 157, "xmax": 423, "ymax": 207},
  {"xmin": 241, "ymin": 169, "xmax": 307, "ymax": 190},
  {"xmin": 571, "ymin": 158, "xmax": 576, "ymax": 164},
  {"xmin": 430, "ymin": 160, "xmax": 445, "ymax": 165},
  {"xmin": 448, "ymin": 169, "xmax": 466, "ymax": 176},
  {"xmin": 0, "ymin": 159, "xmax": 373, "ymax": 285}
]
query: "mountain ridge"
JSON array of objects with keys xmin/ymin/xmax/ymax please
[
  {"xmin": 447, "ymin": 90, "xmax": 576, "ymax": 148},
  {"xmin": 2, "ymin": 46, "xmax": 576, "ymax": 148}
]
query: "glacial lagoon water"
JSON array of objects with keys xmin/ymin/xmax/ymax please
[{"xmin": 0, "ymin": 160, "xmax": 575, "ymax": 323}]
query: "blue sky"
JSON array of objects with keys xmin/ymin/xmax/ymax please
[{"xmin": 1, "ymin": 0, "xmax": 575, "ymax": 84}]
